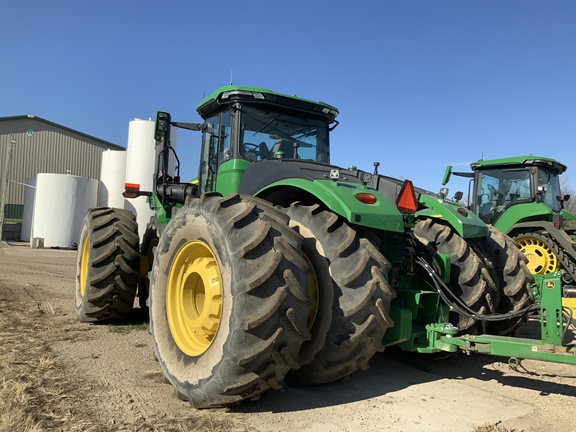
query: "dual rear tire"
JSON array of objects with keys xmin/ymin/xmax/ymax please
[
  {"xmin": 414, "ymin": 218, "xmax": 534, "ymax": 336},
  {"xmin": 477, "ymin": 226, "xmax": 534, "ymax": 335},
  {"xmin": 149, "ymin": 194, "xmax": 314, "ymax": 408},
  {"xmin": 75, "ymin": 208, "xmax": 140, "ymax": 322},
  {"xmin": 414, "ymin": 218, "xmax": 497, "ymax": 334},
  {"xmin": 282, "ymin": 203, "xmax": 395, "ymax": 386}
]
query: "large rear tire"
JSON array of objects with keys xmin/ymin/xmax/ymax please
[
  {"xmin": 414, "ymin": 218, "xmax": 497, "ymax": 334},
  {"xmin": 283, "ymin": 203, "xmax": 395, "ymax": 386},
  {"xmin": 137, "ymin": 216, "xmax": 158, "ymax": 309},
  {"xmin": 75, "ymin": 207, "xmax": 140, "ymax": 322},
  {"xmin": 477, "ymin": 226, "xmax": 534, "ymax": 335},
  {"xmin": 149, "ymin": 194, "xmax": 313, "ymax": 408}
]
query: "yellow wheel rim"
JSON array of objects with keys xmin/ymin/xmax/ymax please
[
  {"xmin": 167, "ymin": 240, "xmax": 223, "ymax": 356},
  {"xmin": 516, "ymin": 236, "xmax": 560, "ymax": 274},
  {"xmin": 304, "ymin": 253, "xmax": 319, "ymax": 330},
  {"xmin": 79, "ymin": 235, "xmax": 89, "ymax": 297}
]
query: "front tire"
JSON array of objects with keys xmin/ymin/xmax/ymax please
[
  {"xmin": 137, "ymin": 216, "xmax": 158, "ymax": 309},
  {"xmin": 414, "ymin": 218, "xmax": 497, "ymax": 334},
  {"xmin": 149, "ymin": 194, "xmax": 313, "ymax": 408},
  {"xmin": 478, "ymin": 226, "xmax": 534, "ymax": 335},
  {"xmin": 75, "ymin": 207, "xmax": 140, "ymax": 322},
  {"xmin": 283, "ymin": 203, "xmax": 395, "ymax": 386}
]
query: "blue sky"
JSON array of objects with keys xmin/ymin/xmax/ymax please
[{"xmin": 1, "ymin": 1, "xmax": 575, "ymax": 194}]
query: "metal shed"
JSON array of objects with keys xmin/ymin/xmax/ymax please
[{"xmin": 0, "ymin": 115, "xmax": 124, "ymax": 219}]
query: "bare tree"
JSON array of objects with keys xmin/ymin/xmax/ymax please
[{"xmin": 560, "ymin": 175, "xmax": 576, "ymax": 231}]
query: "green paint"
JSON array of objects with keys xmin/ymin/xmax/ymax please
[
  {"xmin": 255, "ymin": 178, "xmax": 404, "ymax": 232},
  {"xmin": 417, "ymin": 194, "xmax": 488, "ymax": 238}
]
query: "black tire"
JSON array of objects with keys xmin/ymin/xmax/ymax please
[
  {"xmin": 137, "ymin": 216, "xmax": 158, "ymax": 309},
  {"xmin": 413, "ymin": 218, "xmax": 497, "ymax": 334},
  {"xmin": 282, "ymin": 203, "xmax": 395, "ymax": 386},
  {"xmin": 149, "ymin": 193, "xmax": 313, "ymax": 408},
  {"xmin": 476, "ymin": 227, "xmax": 534, "ymax": 335},
  {"xmin": 75, "ymin": 207, "xmax": 140, "ymax": 322}
]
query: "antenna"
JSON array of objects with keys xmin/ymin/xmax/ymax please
[{"xmin": 230, "ymin": 69, "xmax": 233, "ymax": 86}]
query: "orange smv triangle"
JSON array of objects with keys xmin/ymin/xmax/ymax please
[{"xmin": 396, "ymin": 180, "xmax": 418, "ymax": 214}]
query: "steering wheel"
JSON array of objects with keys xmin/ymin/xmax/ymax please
[
  {"xmin": 487, "ymin": 184, "xmax": 498, "ymax": 198},
  {"xmin": 243, "ymin": 143, "xmax": 260, "ymax": 153},
  {"xmin": 487, "ymin": 184, "xmax": 507, "ymax": 209}
]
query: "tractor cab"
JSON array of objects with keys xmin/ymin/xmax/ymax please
[
  {"xmin": 470, "ymin": 157, "xmax": 566, "ymax": 225},
  {"xmin": 194, "ymin": 86, "xmax": 338, "ymax": 194},
  {"xmin": 445, "ymin": 156, "xmax": 568, "ymax": 228}
]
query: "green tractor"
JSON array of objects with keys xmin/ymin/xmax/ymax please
[
  {"xmin": 442, "ymin": 156, "xmax": 576, "ymax": 295},
  {"xmin": 76, "ymin": 87, "xmax": 571, "ymax": 409}
]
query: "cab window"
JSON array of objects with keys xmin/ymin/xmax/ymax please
[{"xmin": 198, "ymin": 110, "xmax": 231, "ymax": 192}]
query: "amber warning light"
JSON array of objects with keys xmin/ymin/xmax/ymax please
[
  {"xmin": 355, "ymin": 193, "xmax": 377, "ymax": 204},
  {"xmin": 123, "ymin": 183, "xmax": 141, "ymax": 199},
  {"xmin": 396, "ymin": 180, "xmax": 418, "ymax": 214}
]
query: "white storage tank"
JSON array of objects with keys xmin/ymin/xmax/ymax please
[
  {"xmin": 124, "ymin": 118, "xmax": 177, "ymax": 242},
  {"xmin": 99, "ymin": 149, "xmax": 127, "ymax": 208},
  {"xmin": 20, "ymin": 178, "xmax": 36, "ymax": 242},
  {"xmin": 32, "ymin": 173, "xmax": 98, "ymax": 247}
]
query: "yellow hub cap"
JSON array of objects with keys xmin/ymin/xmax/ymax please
[
  {"xmin": 167, "ymin": 240, "xmax": 223, "ymax": 356},
  {"xmin": 516, "ymin": 236, "xmax": 560, "ymax": 274},
  {"xmin": 79, "ymin": 235, "xmax": 89, "ymax": 297},
  {"xmin": 304, "ymin": 254, "xmax": 319, "ymax": 330}
]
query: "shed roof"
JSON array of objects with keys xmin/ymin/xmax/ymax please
[{"xmin": 0, "ymin": 114, "xmax": 124, "ymax": 150}]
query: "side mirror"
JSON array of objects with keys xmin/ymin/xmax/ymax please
[
  {"xmin": 154, "ymin": 111, "xmax": 171, "ymax": 142},
  {"xmin": 442, "ymin": 166, "xmax": 452, "ymax": 186}
]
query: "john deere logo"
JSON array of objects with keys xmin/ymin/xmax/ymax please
[{"xmin": 545, "ymin": 280, "xmax": 556, "ymax": 289}]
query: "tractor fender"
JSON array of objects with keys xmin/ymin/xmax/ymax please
[
  {"xmin": 256, "ymin": 178, "xmax": 404, "ymax": 232},
  {"xmin": 238, "ymin": 159, "xmax": 404, "ymax": 232},
  {"xmin": 416, "ymin": 194, "xmax": 488, "ymax": 238},
  {"xmin": 493, "ymin": 202, "xmax": 553, "ymax": 234}
]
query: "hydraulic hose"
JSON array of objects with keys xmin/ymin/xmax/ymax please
[{"xmin": 415, "ymin": 255, "xmax": 538, "ymax": 323}]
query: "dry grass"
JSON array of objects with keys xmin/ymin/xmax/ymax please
[
  {"xmin": 0, "ymin": 301, "xmax": 105, "ymax": 432},
  {"xmin": 0, "ymin": 299, "xmax": 252, "ymax": 432},
  {"xmin": 473, "ymin": 424, "xmax": 518, "ymax": 432}
]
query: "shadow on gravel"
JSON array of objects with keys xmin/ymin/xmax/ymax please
[
  {"xmin": 234, "ymin": 330, "xmax": 576, "ymax": 414},
  {"xmin": 233, "ymin": 353, "xmax": 442, "ymax": 413},
  {"xmin": 424, "ymin": 351, "xmax": 576, "ymax": 398},
  {"xmin": 95, "ymin": 306, "xmax": 150, "ymax": 332},
  {"xmin": 383, "ymin": 319, "xmax": 576, "ymax": 399}
]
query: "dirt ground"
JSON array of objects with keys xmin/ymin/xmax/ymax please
[{"xmin": 1, "ymin": 242, "xmax": 576, "ymax": 432}]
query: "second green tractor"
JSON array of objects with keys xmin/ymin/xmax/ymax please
[{"xmin": 443, "ymin": 156, "xmax": 576, "ymax": 308}]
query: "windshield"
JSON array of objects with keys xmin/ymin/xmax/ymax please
[
  {"xmin": 239, "ymin": 105, "xmax": 330, "ymax": 163},
  {"xmin": 538, "ymin": 169, "xmax": 562, "ymax": 212},
  {"xmin": 475, "ymin": 168, "xmax": 531, "ymax": 223}
]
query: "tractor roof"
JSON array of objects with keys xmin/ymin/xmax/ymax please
[
  {"xmin": 470, "ymin": 155, "xmax": 567, "ymax": 174},
  {"xmin": 195, "ymin": 85, "xmax": 339, "ymax": 121}
]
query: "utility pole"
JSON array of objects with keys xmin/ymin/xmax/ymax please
[{"xmin": 0, "ymin": 134, "xmax": 16, "ymax": 242}]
